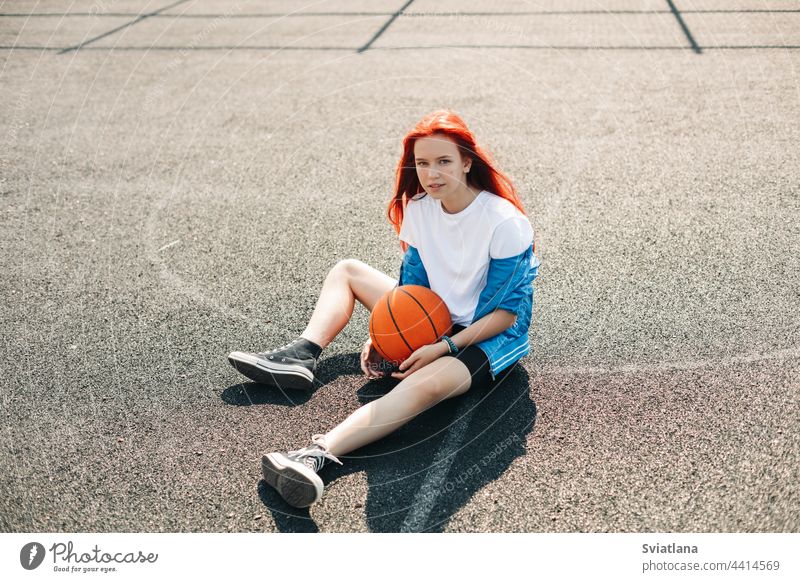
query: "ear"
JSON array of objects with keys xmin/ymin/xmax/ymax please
[{"xmin": 463, "ymin": 158, "xmax": 472, "ymax": 174}]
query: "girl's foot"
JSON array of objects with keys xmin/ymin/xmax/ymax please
[
  {"xmin": 228, "ymin": 337, "xmax": 322, "ymax": 391},
  {"xmin": 261, "ymin": 435, "xmax": 342, "ymax": 508}
]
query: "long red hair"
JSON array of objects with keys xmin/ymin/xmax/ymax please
[{"xmin": 387, "ymin": 110, "xmax": 533, "ymax": 254}]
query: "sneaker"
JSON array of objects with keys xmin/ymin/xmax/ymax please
[
  {"xmin": 261, "ymin": 434, "xmax": 343, "ymax": 508},
  {"xmin": 228, "ymin": 338, "xmax": 318, "ymax": 391}
]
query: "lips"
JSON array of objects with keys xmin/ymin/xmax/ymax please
[{"xmin": 429, "ymin": 183, "xmax": 444, "ymax": 188}]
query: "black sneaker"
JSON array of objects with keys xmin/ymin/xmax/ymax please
[
  {"xmin": 261, "ymin": 434, "xmax": 343, "ymax": 508},
  {"xmin": 228, "ymin": 338, "xmax": 318, "ymax": 391}
]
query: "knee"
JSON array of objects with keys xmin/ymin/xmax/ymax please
[
  {"xmin": 403, "ymin": 374, "xmax": 464, "ymax": 408},
  {"xmin": 330, "ymin": 258, "xmax": 362, "ymax": 279}
]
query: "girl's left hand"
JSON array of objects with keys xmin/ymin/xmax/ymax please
[{"xmin": 391, "ymin": 342, "xmax": 450, "ymax": 380}]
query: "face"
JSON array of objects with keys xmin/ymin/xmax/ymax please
[{"xmin": 413, "ymin": 134, "xmax": 472, "ymax": 198}]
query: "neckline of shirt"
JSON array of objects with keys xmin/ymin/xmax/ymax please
[{"xmin": 437, "ymin": 190, "xmax": 487, "ymax": 219}]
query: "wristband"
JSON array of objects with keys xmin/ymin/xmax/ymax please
[{"xmin": 441, "ymin": 335, "xmax": 458, "ymax": 355}]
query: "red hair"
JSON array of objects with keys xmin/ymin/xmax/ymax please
[{"xmin": 387, "ymin": 110, "xmax": 533, "ymax": 254}]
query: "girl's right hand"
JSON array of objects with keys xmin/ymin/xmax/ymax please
[{"xmin": 361, "ymin": 337, "xmax": 389, "ymax": 379}]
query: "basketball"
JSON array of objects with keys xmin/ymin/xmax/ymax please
[{"xmin": 369, "ymin": 285, "xmax": 453, "ymax": 365}]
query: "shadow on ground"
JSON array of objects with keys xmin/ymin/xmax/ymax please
[
  {"xmin": 220, "ymin": 352, "xmax": 380, "ymax": 407},
  {"xmin": 224, "ymin": 352, "xmax": 536, "ymax": 532}
]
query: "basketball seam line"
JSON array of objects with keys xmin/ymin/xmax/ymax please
[
  {"xmin": 386, "ymin": 288, "xmax": 414, "ymax": 354},
  {"xmin": 370, "ymin": 309, "xmax": 390, "ymax": 364},
  {"xmin": 397, "ymin": 286, "xmax": 442, "ymax": 341}
]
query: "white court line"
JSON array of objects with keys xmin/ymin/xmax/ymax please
[
  {"xmin": 400, "ymin": 400, "xmax": 474, "ymax": 533},
  {"xmin": 157, "ymin": 239, "xmax": 181, "ymax": 252},
  {"xmin": 539, "ymin": 345, "xmax": 800, "ymax": 376}
]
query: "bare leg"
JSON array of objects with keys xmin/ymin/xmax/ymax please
[
  {"xmin": 322, "ymin": 356, "xmax": 473, "ymax": 457},
  {"xmin": 300, "ymin": 259, "xmax": 397, "ymax": 349},
  {"xmin": 258, "ymin": 276, "xmax": 474, "ymax": 509}
]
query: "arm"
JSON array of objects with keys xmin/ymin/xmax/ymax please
[
  {"xmin": 472, "ymin": 246, "xmax": 535, "ymax": 323},
  {"xmin": 448, "ymin": 309, "xmax": 516, "ymax": 352},
  {"xmin": 390, "ymin": 309, "xmax": 515, "ymax": 379}
]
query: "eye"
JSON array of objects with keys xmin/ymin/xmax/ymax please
[
  {"xmin": 416, "ymin": 160, "xmax": 427, "ymax": 167},
  {"xmin": 439, "ymin": 160, "xmax": 450, "ymax": 165}
]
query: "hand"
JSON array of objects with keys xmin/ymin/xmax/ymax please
[
  {"xmin": 391, "ymin": 342, "xmax": 450, "ymax": 380},
  {"xmin": 361, "ymin": 338, "xmax": 391, "ymax": 379}
]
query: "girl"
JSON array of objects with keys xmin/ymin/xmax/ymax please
[{"xmin": 228, "ymin": 110, "xmax": 541, "ymax": 508}]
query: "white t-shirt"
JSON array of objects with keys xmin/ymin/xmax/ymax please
[{"xmin": 398, "ymin": 190, "xmax": 539, "ymax": 326}]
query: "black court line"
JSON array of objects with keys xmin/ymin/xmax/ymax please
[
  {"xmin": 666, "ymin": 0, "xmax": 702, "ymax": 55},
  {"xmin": 405, "ymin": 9, "xmax": 800, "ymax": 15},
  {"xmin": 357, "ymin": 0, "xmax": 414, "ymax": 54},
  {"xmin": 56, "ymin": 0, "xmax": 189, "ymax": 54},
  {"xmin": 6, "ymin": 45, "xmax": 799, "ymax": 52},
  {"xmin": 4, "ymin": 9, "xmax": 800, "ymax": 17},
  {"xmin": 370, "ymin": 44, "xmax": 800, "ymax": 51}
]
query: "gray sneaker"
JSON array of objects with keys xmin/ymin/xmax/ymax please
[
  {"xmin": 261, "ymin": 435, "xmax": 343, "ymax": 508},
  {"xmin": 228, "ymin": 339, "xmax": 317, "ymax": 391}
]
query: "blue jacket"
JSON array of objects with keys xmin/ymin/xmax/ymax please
[{"xmin": 398, "ymin": 244, "xmax": 540, "ymax": 381}]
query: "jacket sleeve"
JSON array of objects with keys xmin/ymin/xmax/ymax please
[
  {"xmin": 472, "ymin": 246, "xmax": 538, "ymax": 322},
  {"xmin": 398, "ymin": 245, "xmax": 430, "ymax": 288}
]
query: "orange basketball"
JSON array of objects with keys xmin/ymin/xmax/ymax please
[{"xmin": 369, "ymin": 285, "xmax": 453, "ymax": 365}]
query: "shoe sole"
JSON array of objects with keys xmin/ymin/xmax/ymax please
[
  {"xmin": 261, "ymin": 453, "xmax": 323, "ymax": 508},
  {"xmin": 228, "ymin": 351, "xmax": 314, "ymax": 391}
]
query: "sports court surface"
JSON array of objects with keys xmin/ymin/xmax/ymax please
[{"xmin": 1, "ymin": 0, "xmax": 798, "ymax": 532}]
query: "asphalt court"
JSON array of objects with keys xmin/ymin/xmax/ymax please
[
  {"xmin": 1, "ymin": 1, "xmax": 799, "ymax": 533},
  {"xmin": 3, "ymin": 1, "xmax": 800, "ymax": 50}
]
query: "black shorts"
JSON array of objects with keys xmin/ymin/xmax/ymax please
[{"xmin": 443, "ymin": 324, "xmax": 513, "ymax": 390}]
